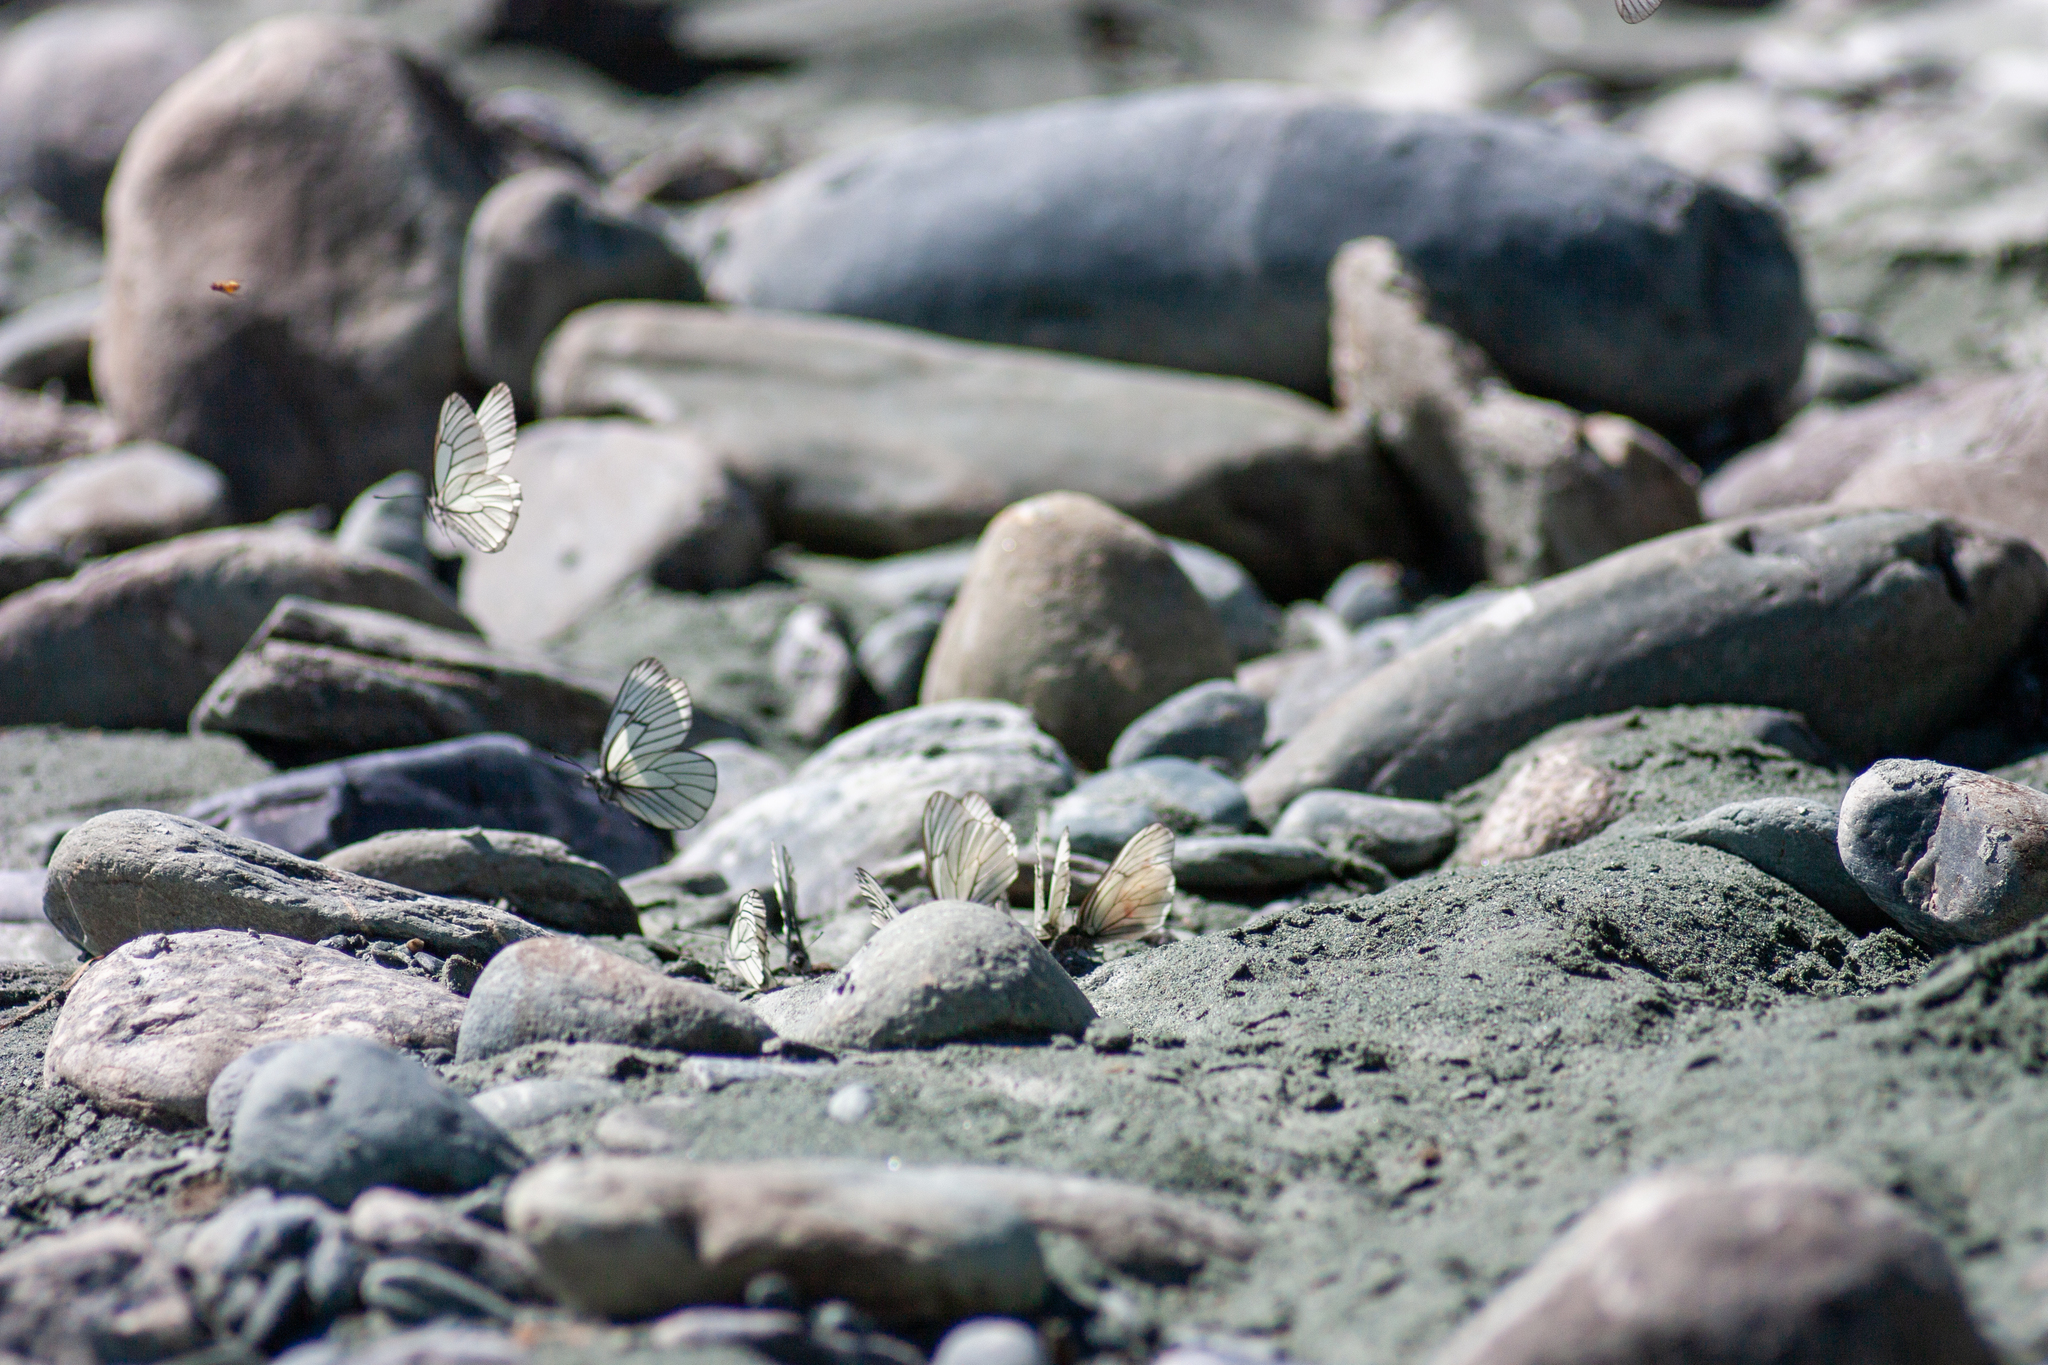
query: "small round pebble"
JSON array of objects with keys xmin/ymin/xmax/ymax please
[
  {"xmin": 827, "ymin": 1084, "xmax": 875, "ymax": 1124},
  {"xmin": 932, "ymin": 1317, "xmax": 1051, "ymax": 1365}
]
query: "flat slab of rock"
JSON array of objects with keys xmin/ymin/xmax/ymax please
[
  {"xmin": 0, "ymin": 527, "xmax": 473, "ymax": 729},
  {"xmin": 44, "ymin": 809, "xmax": 548, "ymax": 961},
  {"xmin": 191, "ymin": 596, "xmax": 618, "ymax": 766},
  {"xmin": 185, "ymin": 732, "xmax": 671, "ymax": 878},
  {"xmin": 1428, "ymin": 1157, "xmax": 1996, "ymax": 1365},
  {"xmin": 322, "ymin": 827, "xmax": 639, "ymax": 936},
  {"xmin": 1243, "ymin": 508, "xmax": 2048, "ymax": 813},
  {"xmin": 767, "ymin": 901, "xmax": 1094, "ymax": 1051},
  {"xmin": 1839, "ymin": 759, "xmax": 2048, "ymax": 946},
  {"xmin": 455, "ymin": 937, "xmax": 774, "ymax": 1063},
  {"xmin": 687, "ymin": 85, "xmax": 1809, "ymax": 447},
  {"xmin": 536, "ymin": 302, "xmax": 1414, "ymax": 601},
  {"xmin": 43, "ymin": 930, "xmax": 464, "ymax": 1124},
  {"xmin": 507, "ymin": 1155, "xmax": 1047, "ymax": 1322}
]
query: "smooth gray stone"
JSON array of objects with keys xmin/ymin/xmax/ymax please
[
  {"xmin": 506, "ymin": 1155, "xmax": 1049, "ymax": 1322},
  {"xmin": 347, "ymin": 1187, "xmax": 547, "ymax": 1303},
  {"xmin": 1664, "ymin": 797, "xmax": 1888, "ymax": 934},
  {"xmin": 1107, "ymin": 681, "xmax": 1267, "ymax": 775},
  {"xmin": 1323, "ymin": 561, "xmax": 1415, "ymax": 629},
  {"xmin": 770, "ymin": 600, "xmax": 856, "ymax": 746},
  {"xmin": 459, "ymin": 167, "xmax": 699, "ymax": 408},
  {"xmin": 44, "ymin": 809, "xmax": 549, "ymax": 962},
  {"xmin": 1243, "ymin": 508, "xmax": 2048, "ymax": 814},
  {"xmin": 689, "ymin": 84, "xmax": 1811, "ymax": 448},
  {"xmin": 0, "ymin": 533, "xmax": 72, "ymax": 601},
  {"xmin": 322, "ymin": 827, "xmax": 640, "ymax": 937},
  {"xmin": 1839, "ymin": 759, "xmax": 2048, "ymax": 947},
  {"xmin": 1167, "ymin": 540, "xmax": 1280, "ymax": 663},
  {"xmin": 647, "ymin": 1306, "xmax": 812, "ymax": 1352},
  {"xmin": 771, "ymin": 901, "xmax": 1094, "ymax": 1051},
  {"xmin": 0, "ymin": 285, "xmax": 97, "ymax": 393},
  {"xmin": 455, "ymin": 936, "xmax": 774, "ymax": 1063},
  {"xmin": 0, "ymin": 1219, "xmax": 200, "ymax": 1365},
  {"xmin": 1271, "ymin": 790, "xmax": 1456, "ymax": 875},
  {"xmin": 191, "ymin": 595, "xmax": 617, "ymax": 765},
  {"xmin": 206, "ymin": 1040, "xmax": 297, "ymax": 1134},
  {"xmin": 45, "ymin": 930, "xmax": 464, "ymax": 1126},
  {"xmin": 1, "ymin": 441, "xmax": 230, "ymax": 560},
  {"xmin": 180, "ymin": 1189, "xmax": 361, "ymax": 1337},
  {"xmin": 932, "ymin": 1318, "xmax": 1050, "ymax": 1365},
  {"xmin": 1428, "ymin": 1157, "xmax": 1996, "ymax": 1365},
  {"xmin": 227, "ymin": 1036, "xmax": 525, "ymax": 1207},
  {"xmin": 468, "ymin": 1078, "xmax": 623, "ymax": 1131},
  {"xmin": 1048, "ymin": 758, "xmax": 1251, "ymax": 860},
  {"xmin": 858, "ymin": 603, "xmax": 948, "ymax": 713},
  {"xmin": 1172, "ymin": 836, "xmax": 1334, "ymax": 896},
  {"xmin": 335, "ymin": 470, "xmax": 433, "ymax": 573}
]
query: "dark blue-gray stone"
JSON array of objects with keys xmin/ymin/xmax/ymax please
[
  {"xmin": 693, "ymin": 84, "xmax": 1811, "ymax": 450},
  {"xmin": 1047, "ymin": 757, "xmax": 1251, "ymax": 859},
  {"xmin": 1271, "ymin": 789, "xmax": 1457, "ymax": 875},
  {"xmin": 1107, "ymin": 681, "xmax": 1267, "ymax": 774},
  {"xmin": 1172, "ymin": 836, "xmax": 1333, "ymax": 896},
  {"xmin": 1663, "ymin": 797, "xmax": 1888, "ymax": 935}
]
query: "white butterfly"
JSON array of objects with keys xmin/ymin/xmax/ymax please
[
  {"xmin": 922, "ymin": 791, "xmax": 1018, "ymax": 906},
  {"xmin": 1035, "ymin": 821, "xmax": 1176, "ymax": 946},
  {"xmin": 1615, "ymin": 0, "xmax": 1660, "ymax": 22},
  {"xmin": 582, "ymin": 658, "xmax": 718, "ymax": 831},
  {"xmin": 856, "ymin": 867, "xmax": 899, "ymax": 928},
  {"xmin": 430, "ymin": 383, "xmax": 522, "ymax": 553},
  {"xmin": 770, "ymin": 842, "xmax": 809, "ymax": 973},
  {"xmin": 727, "ymin": 889, "xmax": 771, "ymax": 990}
]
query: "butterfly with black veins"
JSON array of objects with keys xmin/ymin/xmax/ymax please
[
  {"xmin": 727, "ymin": 889, "xmax": 771, "ymax": 990},
  {"xmin": 1034, "ymin": 818, "xmax": 1176, "ymax": 948},
  {"xmin": 769, "ymin": 842, "xmax": 809, "ymax": 974},
  {"xmin": 430, "ymin": 382, "xmax": 522, "ymax": 553},
  {"xmin": 579, "ymin": 658, "xmax": 719, "ymax": 831},
  {"xmin": 922, "ymin": 791, "xmax": 1019, "ymax": 905},
  {"xmin": 1616, "ymin": 0, "xmax": 1661, "ymax": 22}
]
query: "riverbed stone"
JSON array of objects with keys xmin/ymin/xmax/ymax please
[
  {"xmin": 688, "ymin": 84, "xmax": 1811, "ymax": 452},
  {"xmin": 456, "ymin": 419, "xmax": 769, "ymax": 648},
  {"xmin": 347, "ymin": 1188, "xmax": 547, "ymax": 1303},
  {"xmin": 1839, "ymin": 758, "xmax": 2048, "ymax": 947},
  {"xmin": 0, "ymin": 388, "xmax": 115, "ymax": 468},
  {"xmin": 1107, "ymin": 681, "xmax": 1268, "ymax": 775},
  {"xmin": 322, "ymin": 828, "xmax": 638, "ymax": 936},
  {"xmin": 1458, "ymin": 742, "xmax": 1620, "ymax": 866},
  {"xmin": 43, "ymin": 930, "xmax": 465, "ymax": 1124},
  {"xmin": 94, "ymin": 16, "xmax": 497, "ymax": 519},
  {"xmin": 456, "ymin": 937, "xmax": 775, "ymax": 1063},
  {"xmin": 921, "ymin": 493, "xmax": 1234, "ymax": 770},
  {"xmin": 0, "ymin": 527, "xmax": 473, "ymax": 730},
  {"xmin": 1243, "ymin": 508, "xmax": 2048, "ymax": 814},
  {"xmin": 506, "ymin": 1155, "xmax": 1048, "ymax": 1322},
  {"xmin": 1330, "ymin": 237, "xmax": 1703, "ymax": 585},
  {"xmin": 1172, "ymin": 836, "xmax": 1332, "ymax": 897},
  {"xmin": 334, "ymin": 471, "xmax": 433, "ymax": 574},
  {"xmin": 1270, "ymin": 790, "xmax": 1457, "ymax": 875},
  {"xmin": 0, "ymin": 1218, "xmax": 200, "ymax": 1365},
  {"xmin": 0, "ymin": 286, "xmax": 96, "ymax": 397},
  {"xmin": 190, "ymin": 596, "xmax": 616, "ymax": 765},
  {"xmin": 1663, "ymin": 797, "xmax": 1888, "ymax": 935},
  {"xmin": 536, "ymin": 303, "xmax": 1416, "ymax": 601},
  {"xmin": 43, "ymin": 809, "xmax": 548, "ymax": 961},
  {"xmin": 185, "ymin": 732, "xmax": 671, "ymax": 878},
  {"xmin": 1047, "ymin": 759, "xmax": 1250, "ymax": 861},
  {"xmin": 227, "ymin": 1036, "xmax": 525, "ymax": 1206},
  {"xmin": 765, "ymin": 902, "xmax": 1094, "ymax": 1051},
  {"xmin": 0, "ymin": 442, "xmax": 227, "ymax": 559},
  {"xmin": 1428, "ymin": 1157, "xmax": 1997, "ymax": 1365}
]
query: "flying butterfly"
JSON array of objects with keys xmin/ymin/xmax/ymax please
[
  {"xmin": 769, "ymin": 842, "xmax": 809, "ymax": 974},
  {"xmin": 210, "ymin": 280, "xmax": 241, "ymax": 296},
  {"xmin": 856, "ymin": 867, "xmax": 899, "ymax": 928},
  {"xmin": 922, "ymin": 791, "xmax": 1018, "ymax": 906},
  {"xmin": 430, "ymin": 383, "xmax": 522, "ymax": 553},
  {"xmin": 1034, "ymin": 821, "xmax": 1176, "ymax": 946},
  {"xmin": 727, "ymin": 889, "xmax": 771, "ymax": 990},
  {"xmin": 580, "ymin": 658, "xmax": 719, "ymax": 831},
  {"xmin": 1616, "ymin": 0, "xmax": 1661, "ymax": 22}
]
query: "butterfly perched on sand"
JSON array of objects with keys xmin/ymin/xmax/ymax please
[
  {"xmin": 430, "ymin": 383, "xmax": 521, "ymax": 553},
  {"xmin": 580, "ymin": 658, "xmax": 718, "ymax": 831},
  {"xmin": 1616, "ymin": 0, "xmax": 1660, "ymax": 22},
  {"xmin": 857, "ymin": 790, "xmax": 1019, "ymax": 926},
  {"xmin": 728, "ymin": 888, "xmax": 771, "ymax": 990},
  {"xmin": 1033, "ymin": 818, "xmax": 1176, "ymax": 947}
]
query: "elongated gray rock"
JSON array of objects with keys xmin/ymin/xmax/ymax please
[
  {"xmin": 1243, "ymin": 508, "xmax": 2048, "ymax": 815},
  {"xmin": 0, "ymin": 442, "xmax": 229, "ymax": 559},
  {"xmin": 455, "ymin": 937, "xmax": 774, "ymax": 1062},
  {"xmin": 1270, "ymin": 790, "xmax": 1456, "ymax": 875},
  {"xmin": 687, "ymin": 85, "xmax": 1811, "ymax": 449},
  {"xmin": 44, "ymin": 930, "xmax": 464, "ymax": 1124},
  {"xmin": 0, "ymin": 527, "xmax": 473, "ymax": 730},
  {"xmin": 191, "ymin": 596, "xmax": 615, "ymax": 764},
  {"xmin": 1839, "ymin": 759, "xmax": 2048, "ymax": 947},
  {"xmin": 536, "ymin": 302, "xmax": 1415, "ymax": 601},
  {"xmin": 44, "ymin": 810, "xmax": 548, "ymax": 961},
  {"xmin": 1664, "ymin": 797, "xmax": 1888, "ymax": 934},
  {"xmin": 765, "ymin": 902, "xmax": 1094, "ymax": 1051},
  {"xmin": 321, "ymin": 827, "xmax": 638, "ymax": 936},
  {"xmin": 507, "ymin": 1156, "xmax": 1048, "ymax": 1322},
  {"xmin": 1428, "ymin": 1157, "xmax": 1996, "ymax": 1365}
]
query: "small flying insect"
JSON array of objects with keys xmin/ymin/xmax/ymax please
[
  {"xmin": 429, "ymin": 384, "xmax": 521, "ymax": 553},
  {"xmin": 210, "ymin": 280, "xmax": 241, "ymax": 295}
]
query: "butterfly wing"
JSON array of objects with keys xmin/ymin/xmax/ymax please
[
  {"xmin": 1616, "ymin": 0, "xmax": 1661, "ymax": 21},
  {"xmin": 600, "ymin": 659, "xmax": 715, "ymax": 830},
  {"xmin": 771, "ymin": 843, "xmax": 808, "ymax": 970},
  {"xmin": 1074, "ymin": 823, "xmax": 1175, "ymax": 942},
  {"xmin": 431, "ymin": 388, "xmax": 521, "ymax": 553},
  {"xmin": 474, "ymin": 382, "xmax": 518, "ymax": 472},
  {"xmin": 727, "ymin": 889, "xmax": 771, "ymax": 989},
  {"xmin": 1048, "ymin": 828, "xmax": 1072, "ymax": 937},
  {"xmin": 923, "ymin": 791, "xmax": 1018, "ymax": 905},
  {"xmin": 856, "ymin": 868, "xmax": 899, "ymax": 928}
]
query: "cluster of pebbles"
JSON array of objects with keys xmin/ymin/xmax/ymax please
[{"xmin": 3, "ymin": 1, "xmax": 2048, "ymax": 1364}]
